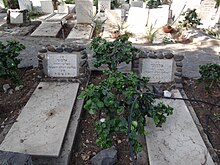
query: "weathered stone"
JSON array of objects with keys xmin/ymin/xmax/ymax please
[
  {"xmin": 39, "ymin": 47, "xmax": 47, "ymax": 53},
  {"xmin": 47, "ymin": 45, "xmax": 56, "ymax": 52},
  {"xmin": 164, "ymin": 52, "xmax": 174, "ymax": 59},
  {"xmin": 174, "ymin": 77, "xmax": 182, "ymax": 83},
  {"xmin": 80, "ymin": 60, "xmax": 87, "ymax": 67},
  {"xmin": 157, "ymin": 52, "xmax": 164, "ymax": 59},
  {"xmin": 176, "ymin": 67, "xmax": 182, "ymax": 72},
  {"xmin": 72, "ymin": 45, "xmax": 86, "ymax": 51},
  {"xmin": 0, "ymin": 151, "xmax": 33, "ymax": 165},
  {"xmin": 175, "ymin": 83, "xmax": 183, "ymax": 89},
  {"xmin": 91, "ymin": 146, "xmax": 117, "ymax": 165},
  {"xmin": 15, "ymin": 85, "xmax": 24, "ymax": 91},
  {"xmin": 3, "ymin": 84, "xmax": 10, "ymax": 93},
  {"xmin": 174, "ymin": 55, "xmax": 184, "ymax": 61},
  {"xmin": 138, "ymin": 50, "xmax": 148, "ymax": 58},
  {"xmin": 8, "ymin": 89, "xmax": 13, "ymax": 95},
  {"xmin": 64, "ymin": 47, "xmax": 73, "ymax": 53},
  {"xmin": 148, "ymin": 53, "xmax": 157, "ymax": 59},
  {"xmin": 56, "ymin": 47, "xmax": 63, "ymax": 53},
  {"xmin": 176, "ymin": 62, "xmax": 183, "ymax": 67},
  {"xmin": 174, "ymin": 72, "xmax": 182, "ymax": 77}
]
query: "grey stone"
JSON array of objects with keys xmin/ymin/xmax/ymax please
[
  {"xmin": 176, "ymin": 62, "xmax": 183, "ymax": 67},
  {"xmin": 80, "ymin": 50, "xmax": 88, "ymax": 57},
  {"xmin": 64, "ymin": 47, "xmax": 73, "ymax": 53},
  {"xmin": 174, "ymin": 72, "xmax": 182, "ymax": 77},
  {"xmin": 176, "ymin": 67, "xmax": 182, "ymax": 72},
  {"xmin": 164, "ymin": 52, "xmax": 174, "ymax": 59},
  {"xmin": 91, "ymin": 146, "xmax": 117, "ymax": 165},
  {"xmin": 174, "ymin": 77, "xmax": 182, "ymax": 83},
  {"xmin": 175, "ymin": 83, "xmax": 183, "ymax": 89},
  {"xmin": 157, "ymin": 52, "xmax": 164, "ymax": 59},
  {"xmin": 0, "ymin": 151, "xmax": 33, "ymax": 165},
  {"xmin": 8, "ymin": 89, "xmax": 13, "ymax": 95},
  {"xmin": 15, "ymin": 85, "xmax": 24, "ymax": 91},
  {"xmin": 56, "ymin": 47, "xmax": 63, "ymax": 53},
  {"xmin": 174, "ymin": 55, "xmax": 184, "ymax": 61},
  {"xmin": 148, "ymin": 53, "xmax": 157, "ymax": 59},
  {"xmin": 3, "ymin": 84, "xmax": 10, "ymax": 93},
  {"xmin": 47, "ymin": 45, "xmax": 56, "ymax": 52},
  {"xmin": 39, "ymin": 48, "xmax": 47, "ymax": 53},
  {"xmin": 72, "ymin": 45, "xmax": 86, "ymax": 51},
  {"xmin": 138, "ymin": 50, "xmax": 148, "ymax": 58},
  {"xmin": 80, "ymin": 60, "xmax": 87, "ymax": 67}
]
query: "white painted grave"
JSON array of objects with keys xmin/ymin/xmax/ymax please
[
  {"xmin": 145, "ymin": 89, "xmax": 215, "ymax": 165},
  {"xmin": 0, "ymin": 82, "xmax": 79, "ymax": 157},
  {"xmin": 75, "ymin": 0, "xmax": 93, "ymax": 24},
  {"xmin": 46, "ymin": 53, "xmax": 79, "ymax": 77},
  {"xmin": 18, "ymin": 0, "xmax": 32, "ymax": 11},
  {"xmin": 141, "ymin": 58, "xmax": 174, "ymax": 83},
  {"xmin": 98, "ymin": 0, "xmax": 111, "ymax": 12},
  {"xmin": 41, "ymin": 0, "xmax": 54, "ymax": 13}
]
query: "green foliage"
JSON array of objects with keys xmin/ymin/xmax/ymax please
[
  {"xmin": 64, "ymin": 0, "xmax": 75, "ymax": 4},
  {"xmin": 111, "ymin": 0, "xmax": 121, "ymax": 9},
  {"xmin": 199, "ymin": 63, "xmax": 220, "ymax": 92},
  {"xmin": 79, "ymin": 70, "xmax": 173, "ymax": 152},
  {"xmin": 0, "ymin": 40, "xmax": 25, "ymax": 84},
  {"xmin": 146, "ymin": 25, "xmax": 158, "ymax": 43},
  {"xmin": 205, "ymin": 28, "xmax": 220, "ymax": 40},
  {"xmin": 90, "ymin": 34, "xmax": 139, "ymax": 71},
  {"xmin": 29, "ymin": 11, "xmax": 44, "ymax": 19},
  {"xmin": 162, "ymin": 36, "xmax": 174, "ymax": 44},
  {"xmin": 146, "ymin": 0, "xmax": 161, "ymax": 8},
  {"xmin": 215, "ymin": 0, "xmax": 220, "ymax": 8},
  {"xmin": 178, "ymin": 9, "xmax": 202, "ymax": 28}
]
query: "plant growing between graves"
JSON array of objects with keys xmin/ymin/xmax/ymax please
[
  {"xmin": 0, "ymin": 40, "xmax": 25, "ymax": 85},
  {"xmin": 80, "ymin": 34, "xmax": 173, "ymax": 153},
  {"xmin": 146, "ymin": 0, "xmax": 161, "ymax": 8},
  {"xmin": 146, "ymin": 25, "xmax": 158, "ymax": 43}
]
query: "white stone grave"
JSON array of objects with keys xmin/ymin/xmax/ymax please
[
  {"xmin": 98, "ymin": 0, "xmax": 111, "ymax": 12},
  {"xmin": 141, "ymin": 58, "xmax": 174, "ymax": 83},
  {"xmin": 105, "ymin": 9, "xmax": 122, "ymax": 26},
  {"xmin": 58, "ymin": 4, "xmax": 70, "ymax": 14},
  {"xmin": 18, "ymin": 0, "xmax": 32, "ymax": 11},
  {"xmin": 45, "ymin": 53, "xmax": 79, "ymax": 77},
  {"xmin": 66, "ymin": 24, "xmax": 93, "ymax": 40},
  {"xmin": 131, "ymin": 1, "xmax": 143, "ymax": 8},
  {"xmin": 41, "ymin": 0, "xmax": 54, "ymax": 13},
  {"xmin": 0, "ymin": 82, "xmax": 79, "ymax": 157},
  {"xmin": 9, "ymin": 10, "xmax": 24, "ymax": 24},
  {"xmin": 0, "ymin": 0, "xmax": 5, "ymax": 8},
  {"xmin": 145, "ymin": 89, "xmax": 215, "ymax": 165},
  {"xmin": 75, "ymin": 0, "xmax": 94, "ymax": 24}
]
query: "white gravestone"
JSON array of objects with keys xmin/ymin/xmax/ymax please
[
  {"xmin": 18, "ymin": 0, "xmax": 32, "ymax": 11},
  {"xmin": 10, "ymin": 10, "xmax": 24, "ymax": 24},
  {"xmin": 0, "ymin": 0, "xmax": 5, "ymax": 8},
  {"xmin": 141, "ymin": 59, "xmax": 174, "ymax": 83},
  {"xmin": 46, "ymin": 53, "xmax": 79, "ymax": 77},
  {"xmin": 40, "ymin": 0, "xmax": 54, "ymax": 13},
  {"xmin": 98, "ymin": 0, "xmax": 111, "ymax": 12},
  {"xmin": 75, "ymin": 0, "xmax": 93, "ymax": 24},
  {"xmin": 105, "ymin": 9, "xmax": 122, "ymax": 26},
  {"xmin": 131, "ymin": 1, "xmax": 143, "ymax": 8},
  {"xmin": 58, "ymin": 4, "xmax": 70, "ymax": 14}
]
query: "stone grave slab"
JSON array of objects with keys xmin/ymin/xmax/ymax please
[
  {"xmin": 75, "ymin": 0, "xmax": 93, "ymax": 24},
  {"xmin": 145, "ymin": 89, "xmax": 215, "ymax": 165},
  {"xmin": 141, "ymin": 58, "xmax": 174, "ymax": 83},
  {"xmin": 66, "ymin": 24, "xmax": 92, "ymax": 40},
  {"xmin": 98, "ymin": 0, "xmax": 111, "ymax": 12},
  {"xmin": 46, "ymin": 13, "xmax": 68, "ymax": 22},
  {"xmin": 45, "ymin": 53, "xmax": 79, "ymax": 77},
  {"xmin": 40, "ymin": 0, "xmax": 54, "ymax": 13},
  {"xmin": 18, "ymin": 0, "xmax": 32, "ymax": 11},
  {"xmin": 31, "ymin": 22, "xmax": 62, "ymax": 37},
  {"xmin": 0, "ymin": 82, "xmax": 79, "ymax": 157}
]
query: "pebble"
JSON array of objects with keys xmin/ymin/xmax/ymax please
[
  {"xmin": 163, "ymin": 90, "xmax": 172, "ymax": 97},
  {"xmin": 8, "ymin": 89, "xmax": 13, "ymax": 95},
  {"xmin": 157, "ymin": 51, "xmax": 164, "ymax": 59},
  {"xmin": 164, "ymin": 52, "xmax": 174, "ymax": 59},
  {"xmin": 174, "ymin": 54, "xmax": 184, "ymax": 61},
  {"xmin": 64, "ymin": 47, "xmax": 73, "ymax": 53},
  {"xmin": 3, "ymin": 84, "xmax": 10, "ymax": 93},
  {"xmin": 39, "ymin": 47, "xmax": 47, "ymax": 53},
  {"xmin": 47, "ymin": 45, "xmax": 56, "ymax": 52},
  {"xmin": 174, "ymin": 72, "xmax": 182, "ymax": 77},
  {"xmin": 176, "ymin": 62, "xmax": 183, "ymax": 67},
  {"xmin": 174, "ymin": 77, "xmax": 182, "ymax": 83},
  {"xmin": 15, "ymin": 85, "xmax": 24, "ymax": 91},
  {"xmin": 56, "ymin": 47, "xmax": 63, "ymax": 53}
]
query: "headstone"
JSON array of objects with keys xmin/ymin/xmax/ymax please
[
  {"xmin": 0, "ymin": 82, "xmax": 79, "ymax": 157},
  {"xmin": 58, "ymin": 4, "xmax": 70, "ymax": 14},
  {"xmin": 18, "ymin": 0, "xmax": 32, "ymax": 11},
  {"xmin": 75, "ymin": 0, "xmax": 93, "ymax": 24},
  {"xmin": 40, "ymin": 0, "xmax": 54, "ymax": 13},
  {"xmin": 0, "ymin": 0, "xmax": 5, "ymax": 8},
  {"xmin": 141, "ymin": 58, "xmax": 174, "ymax": 83},
  {"xmin": 105, "ymin": 9, "xmax": 122, "ymax": 26},
  {"xmin": 121, "ymin": 3, "xmax": 130, "ymax": 11},
  {"xmin": 198, "ymin": 0, "xmax": 220, "ymax": 28},
  {"xmin": 98, "ymin": 0, "xmax": 111, "ymax": 12},
  {"xmin": 9, "ymin": 10, "xmax": 24, "ymax": 24},
  {"xmin": 45, "ymin": 53, "xmax": 79, "ymax": 77},
  {"xmin": 131, "ymin": 1, "xmax": 143, "ymax": 8}
]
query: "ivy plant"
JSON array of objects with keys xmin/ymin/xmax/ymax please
[
  {"xmin": 90, "ymin": 34, "xmax": 139, "ymax": 71},
  {"xmin": 198, "ymin": 63, "xmax": 220, "ymax": 92},
  {"xmin": 0, "ymin": 40, "xmax": 25, "ymax": 84},
  {"xmin": 79, "ymin": 71, "xmax": 173, "ymax": 153}
]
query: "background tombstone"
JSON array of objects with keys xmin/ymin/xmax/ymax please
[
  {"xmin": 98, "ymin": 0, "xmax": 111, "ymax": 12},
  {"xmin": 40, "ymin": 0, "xmax": 54, "ymax": 13},
  {"xmin": 131, "ymin": 1, "xmax": 143, "ymax": 8},
  {"xmin": 75, "ymin": 0, "xmax": 94, "ymax": 24},
  {"xmin": 0, "ymin": 0, "xmax": 5, "ymax": 8},
  {"xmin": 18, "ymin": 0, "xmax": 32, "ymax": 11}
]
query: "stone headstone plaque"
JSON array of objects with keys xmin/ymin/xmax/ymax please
[
  {"xmin": 141, "ymin": 59, "xmax": 174, "ymax": 83},
  {"xmin": 75, "ymin": 0, "xmax": 93, "ymax": 24},
  {"xmin": 46, "ymin": 53, "xmax": 79, "ymax": 77},
  {"xmin": 98, "ymin": 0, "xmax": 111, "ymax": 12},
  {"xmin": 40, "ymin": 0, "xmax": 54, "ymax": 13},
  {"xmin": 105, "ymin": 9, "xmax": 122, "ymax": 26},
  {"xmin": 18, "ymin": 0, "xmax": 32, "ymax": 11}
]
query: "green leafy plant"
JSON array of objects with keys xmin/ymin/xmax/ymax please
[
  {"xmin": 111, "ymin": 0, "xmax": 121, "ymax": 9},
  {"xmin": 178, "ymin": 8, "xmax": 202, "ymax": 28},
  {"xmin": 90, "ymin": 34, "xmax": 139, "ymax": 71},
  {"xmin": 146, "ymin": 25, "xmax": 158, "ymax": 43},
  {"xmin": 93, "ymin": 18, "xmax": 107, "ymax": 37},
  {"xmin": 198, "ymin": 63, "xmax": 220, "ymax": 92},
  {"xmin": 146, "ymin": 0, "xmax": 161, "ymax": 8},
  {"xmin": 162, "ymin": 36, "xmax": 174, "ymax": 44},
  {"xmin": 0, "ymin": 40, "xmax": 25, "ymax": 84},
  {"xmin": 79, "ymin": 70, "xmax": 173, "ymax": 152},
  {"xmin": 205, "ymin": 28, "xmax": 220, "ymax": 40}
]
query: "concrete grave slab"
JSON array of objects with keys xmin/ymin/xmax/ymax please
[
  {"xmin": 145, "ymin": 89, "xmax": 215, "ymax": 165},
  {"xmin": 18, "ymin": 0, "xmax": 32, "ymax": 11},
  {"xmin": 141, "ymin": 58, "xmax": 174, "ymax": 83},
  {"xmin": 75, "ymin": 0, "xmax": 93, "ymax": 24},
  {"xmin": 41, "ymin": 0, "xmax": 54, "ymax": 13},
  {"xmin": 0, "ymin": 82, "xmax": 79, "ymax": 157},
  {"xmin": 66, "ymin": 24, "xmax": 93, "ymax": 40},
  {"xmin": 31, "ymin": 22, "xmax": 62, "ymax": 37},
  {"xmin": 46, "ymin": 13, "xmax": 68, "ymax": 22}
]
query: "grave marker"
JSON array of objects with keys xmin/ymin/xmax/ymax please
[
  {"xmin": 131, "ymin": 1, "xmax": 143, "ymax": 8},
  {"xmin": 75, "ymin": 0, "xmax": 93, "ymax": 24},
  {"xmin": 105, "ymin": 9, "xmax": 122, "ymax": 26},
  {"xmin": 46, "ymin": 53, "xmax": 79, "ymax": 77},
  {"xmin": 98, "ymin": 0, "xmax": 111, "ymax": 12},
  {"xmin": 141, "ymin": 58, "xmax": 174, "ymax": 83},
  {"xmin": 18, "ymin": 0, "xmax": 32, "ymax": 11},
  {"xmin": 40, "ymin": 0, "xmax": 54, "ymax": 13}
]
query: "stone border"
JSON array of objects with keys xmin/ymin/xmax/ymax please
[{"xmin": 132, "ymin": 50, "xmax": 184, "ymax": 89}]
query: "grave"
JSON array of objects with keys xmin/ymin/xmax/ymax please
[
  {"xmin": 31, "ymin": 22, "xmax": 62, "ymax": 37},
  {"xmin": 66, "ymin": 24, "xmax": 93, "ymax": 40},
  {"xmin": 145, "ymin": 89, "xmax": 215, "ymax": 165},
  {"xmin": 8, "ymin": 9, "xmax": 30, "ymax": 24},
  {"xmin": 0, "ymin": 82, "xmax": 79, "ymax": 156},
  {"xmin": 98, "ymin": 0, "xmax": 111, "ymax": 12},
  {"xmin": 58, "ymin": 4, "xmax": 70, "ymax": 14},
  {"xmin": 40, "ymin": 0, "xmax": 54, "ymax": 13},
  {"xmin": 18, "ymin": 0, "xmax": 32, "ymax": 11},
  {"xmin": 75, "ymin": 0, "xmax": 94, "ymax": 24}
]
